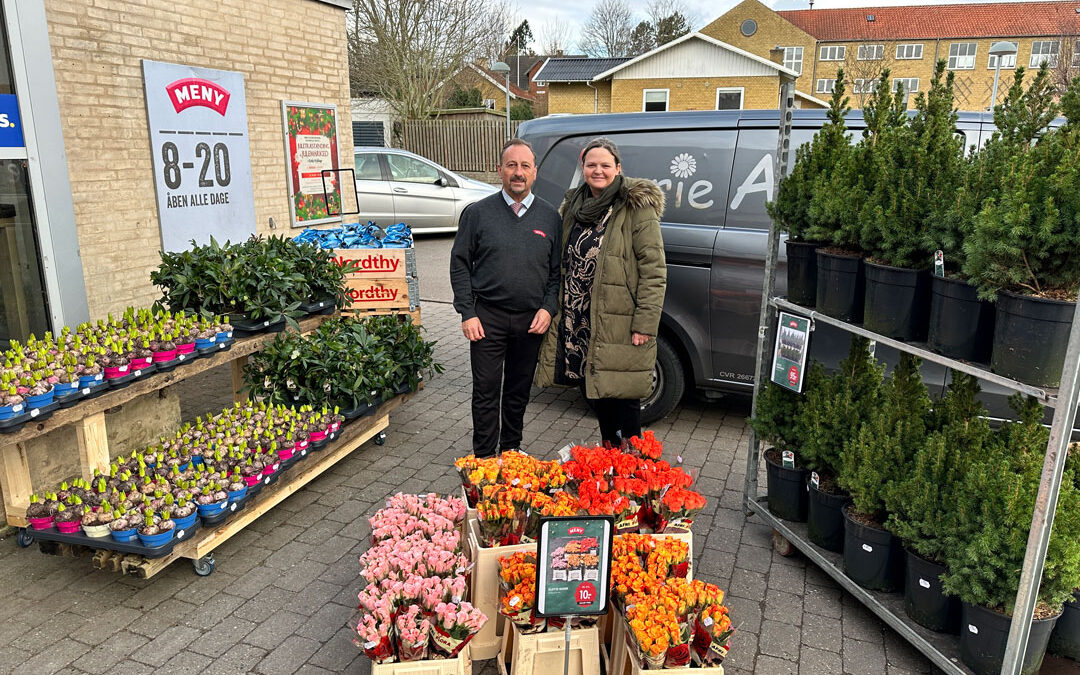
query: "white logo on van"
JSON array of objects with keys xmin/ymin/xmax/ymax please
[
  {"xmin": 670, "ymin": 153, "xmax": 696, "ymax": 178},
  {"xmin": 730, "ymin": 155, "xmax": 775, "ymax": 210}
]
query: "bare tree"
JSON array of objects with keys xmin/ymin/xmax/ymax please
[
  {"xmin": 539, "ymin": 17, "xmax": 574, "ymax": 56},
  {"xmin": 647, "ymin": 0, "xmax": 696, "ymax": 42},
  {"xmin": 348, "ymin": 0, "xmax": 512, "ymax": 119},
  {"xmin": 580, "ymin": 0, "xmax": 634, "ymax": 58},
  {"xmin": 1049, "ymin": 35, "xmax": 1079, "ymax": 95},
  {"xmin": 841, "ymin": 43, "xmax": 896, "ymax": 108}
]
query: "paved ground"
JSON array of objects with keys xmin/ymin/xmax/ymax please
[{"xmin": 0, "ymin": 296, "xmax": 946, "ymax": 675}]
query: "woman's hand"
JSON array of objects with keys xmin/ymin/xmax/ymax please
[{"xmin": 631, "ymin": 332, "xmax": 651, "ymax": 346}]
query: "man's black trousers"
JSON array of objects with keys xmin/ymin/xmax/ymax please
[{"xmin": 470, "ymin": 302, "xmax": 543, "ymax": 458}]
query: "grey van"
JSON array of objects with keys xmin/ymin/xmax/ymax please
[{"xmin": 517, "ymin": 109, "xmax": 1020, "ymax": 424}]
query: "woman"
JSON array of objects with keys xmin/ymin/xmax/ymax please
[{"xmin": 536, "ymin": 137, "xmax": 667, "ymax": 446}]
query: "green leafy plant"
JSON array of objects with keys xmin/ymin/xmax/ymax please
[{"xmin": 840, "ymin": 353, "xmax": 930, "ymax": 524}]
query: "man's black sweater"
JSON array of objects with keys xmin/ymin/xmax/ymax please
[{"xmin": 450, "ymin": 191, "xmax": 562, "ymax": 321}]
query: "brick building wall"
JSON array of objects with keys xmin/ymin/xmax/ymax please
[
  {"xmin": 610, "ymin": 76, "xmax": 780, "ymax": 112},
  {"xmin": 44, "ymin": 0, "xmax": 353, "ymax": 319},
  {"xmin": 546, "ymin": 82, "xmax": 613, "ymax": 114}
]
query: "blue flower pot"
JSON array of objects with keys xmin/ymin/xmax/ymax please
[
  {"xmin": 54, "ymin": 381, "xmax": 79, "ymax": 396},
  {"xmin": 78, "ymin": 373, "xmax": 104, "ymax": 389},
  {"xmin": 110, "ymin": 527, "xmax": 137, "ymax": 543},
  {"xmin": 195, "ymin": 337, "xmax": 216, "ymax": 349},
  {"xmin": 173, "ymin": 512, "xmax": 197, "ymax": 530},
  {"xmin": 216, "ymin": 331, "xmax": 233, "ymax": 342},
  {"xmin": 177, "ymin": 460, "xmax": 191, "ymax": 472},
  {"xmin": 25, "ymin": 387, "xmax": 55, "ymax": 409},
  {"xmin": 228, "ymin": 488, "xmax": 247, "ymax": 503},
  {"xmin": 137, "ymin": 529, "xmax": 175, "ymax": 548},
  {"xmin": 0, "ymin": 401, "xmax": 24, "ymax": 421},
  {"xmin": 196, "ymin": 501, "xmax": 228, "ymax": 517},
  {"xmin": 190, "ymin": 455, "xmax": 205, "ymax": 467}
]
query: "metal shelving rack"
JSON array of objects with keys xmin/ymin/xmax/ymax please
[{"xmin": 743, "ymin": 80, "xmax": 1080, "ymax": 675}]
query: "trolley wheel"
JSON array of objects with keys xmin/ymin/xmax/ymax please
[
  {"xmin": 373, "ymin": 432, "xmax": 386, "ymax": 446},
  {"xmin": 16, "ymin": 528, "xmax": 33, "ymax": 548},
  {"xmin": 772, "ymin": 529, "xmax": 795, "ymax": 557},
  {"xmin": 193, "ymin": 554, "xmax": 216, "ymax": 576}
]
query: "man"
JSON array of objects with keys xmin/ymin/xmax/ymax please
[{"xmin": 450, "ymin": 138, "xmax": 561, "ymax": 458}]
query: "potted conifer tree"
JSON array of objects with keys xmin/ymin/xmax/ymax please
[
  {"xmin": 767, "ymin": 73, "xmax": 852, "ymax": 307},
  {"xmin": 749, "ymin": 381, "xmax": 810, "ymax": 521}
]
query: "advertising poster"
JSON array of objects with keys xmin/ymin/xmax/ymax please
[
  {"xmin": 282, "ymin": 102, "xmax": 341, "ymax": 227},
  {"xmin": 142, "ymin": 60, "xmax": 257, "ymax": 251},
  {"xmin": 535, "ymin": 516, "xmax": 613, "ymax": 617},
  {"xmin": 771, "ymin": 311, "xmax": 811, "ymax": 393}
]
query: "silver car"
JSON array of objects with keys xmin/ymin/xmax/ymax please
[{"xmin": 352, "ymin": 148, "xmax": 497, "ymax": 233}]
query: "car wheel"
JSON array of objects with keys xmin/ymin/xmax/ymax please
[{"xmin": 640, "ymin": 335, "xmax": 685, "ymax": 425}]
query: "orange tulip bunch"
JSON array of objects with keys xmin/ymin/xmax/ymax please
[{"xmin": 692, "ymin": 602, "xmax": 735, "ymax": 666}]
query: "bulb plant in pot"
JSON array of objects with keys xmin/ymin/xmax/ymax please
[
  {"xmin": 963, "ymin": 76, "xmax": 1080, "ymax": 387},
  {"xmin": 925, "ymin": 66, "xmax": 1058, "ymax": 362},
  {"xmin": 795, "ymin": 336, "xmax": 883, "ymax": 551},
  {"xmin": 860, "ymin": 61, "xmax": 964, "ymax": 341},
  {"xmin": 942, "ymin": 395, "xmax": 1080, "ymax": 675},
  {"xmin": 767, "ymin": 74, "xmax": 852, "ymax": 307},
  {"xmin": 748, "ymin": 381, "xmax": 809, "ymax": 522},
  {"xmin": 838, "ymin": 353, "xmax": 929, "ymax": 592}
]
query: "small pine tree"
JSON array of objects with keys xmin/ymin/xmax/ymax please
[
  {"xmin": 840, "ymin": 353, "xmax": 931, "ymax": 524},
  {"xmin": 748, "ymin": 381, "xmax": 804, "ymax": 455},
  {"xmin": 767, "ymin": 71, "xmax": 851, "ymax": 243},
  {"xmin": 796, "ymin": 337, "xmax": 884, "ymax": 482}
]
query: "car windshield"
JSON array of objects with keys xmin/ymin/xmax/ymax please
[{"xmin": 387, "ymin": 155, "xmax": 441, "ymax": 184}]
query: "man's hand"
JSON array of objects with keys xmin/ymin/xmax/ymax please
[
  {"xmin": 462, "ymin": 317, "xmax": 485, "ymax": 341},
  {"xmin": 528, "ymin": 309, "xmax": 552, "ymax": 335},
  {"xmin": 631, "ymin": 332, "xmax": 651, "ymax": 346}
]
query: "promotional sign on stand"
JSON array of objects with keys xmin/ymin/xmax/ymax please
[
  {"xmin": 142, "ymin": 60, "xmax": 257, "ymax": 252},
  {"xmin": 282, "ymin": 102, "xmax": 341, "ymax": 227},
  {"xmin": 770, "ymin": 311, "xmax": 811, "ymax": 393}
]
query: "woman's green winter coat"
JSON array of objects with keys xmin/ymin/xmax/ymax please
[{"xmin": 535, "ymin": 177, "xmax": 667, "ymax": 400}]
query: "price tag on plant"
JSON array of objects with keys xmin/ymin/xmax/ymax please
[
  {"xmin": 782, "ymin": 450, "xmax": 795, "ymax": 469},
  {"xmin": 771, "ymin": 311, "xmax": 810, "ymax": 393},
  {"xmin": 810, "ymin": 471, "xmax": 820, "ymax": 489},
  {"xmin": 535, "ymin": 516, "xmax": 613, "ymax": 617}
]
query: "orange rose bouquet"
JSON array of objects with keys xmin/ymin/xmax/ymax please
[
  {"xmin": 658, "ymin": 487, "xmax": 707, "ymax": 534},
  {"xmin": 628, "ymin": 430, "xmax": 664, "ymax": 460},
  {"xmin": 646, "ymin": 537, "xmax": 691, "ymax": 580},
  {"xmin": 626, "ymin": 598, "xmax": 680, "ymax": 668},
  {"xmin": 476, "ymin": 485, "xmax": 528, "ymax": 547},
  {"xmin": 499, "ymin": 578, "xmax": 546, "ymax": 633},
  {"xmin": 691, "ymin": 603, "xmax": 734, "ymax": 666}
]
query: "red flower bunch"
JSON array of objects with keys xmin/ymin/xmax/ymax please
[
  {"xmin": 577, "ymin": 480, "xmax": 634, "ymax": 517},
  {"xmin": 629, "ymin": 430, "xmax": 664, "ymax": 460},
  {"xmin": 661, "ymin": 487, "xmax": 706, "ymax": 514}
]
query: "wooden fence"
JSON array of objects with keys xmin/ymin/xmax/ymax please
[{"xmin": 399, "ymin": 119, "xmax": 523, "ymax": 173}]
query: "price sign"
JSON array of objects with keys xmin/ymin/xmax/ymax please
[
  {"xmin": 771, "ymin": 311, "xmax": 811, "ymax": 393},
  {"xmin": 281, "ymin": 102, "xmax": 341, "ymax": 227},
  {"xmin": 142, "ymin": 60, "xmax": 256, "ymax": 252},
  {"xmin": 535, "ymin": 516, "xmax": 613, "ymax": 617}
]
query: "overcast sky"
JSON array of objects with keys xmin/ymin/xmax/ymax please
[{"xmin": 524, "ymin": 0, "xmax": 1057, "ymax": 52}]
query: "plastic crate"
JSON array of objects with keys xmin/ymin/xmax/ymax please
[
  {"xmin": 466, "ymin": 518, "xmax": 534, "ymax": 659},
  {"xmin": 370, "ymin": 644, "xmax": 472, "ymax": 675},
  {"xmin": 496, "ymin": 622, "xmax": 600, "ymax": 675}
]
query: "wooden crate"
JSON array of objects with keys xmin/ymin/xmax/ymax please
[
  {"xmin": 370, "ymin": 644, "xmax": 472, "ymax": 675},
  {"xmin": 466, "ymin": 518, "xmax": 534, "ymax": 660},
  {"xmin": 333, "ymin": 247, "xmax": 416, "ymax": 280},
  {"xmin": 345, "ymin": 277, "xmax": 415, "ymax": 311},
  {"xmin": 341, "ymin": 306, "xmax": 422, "ymax": 326},
  {"xmin": 496, "ymin": 623, "xmax": 600, "ymax": 675}
]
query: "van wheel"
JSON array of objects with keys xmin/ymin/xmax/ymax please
[{"xmin": 640, "ymin": 335, "xmax": 685, "ymax": 425}]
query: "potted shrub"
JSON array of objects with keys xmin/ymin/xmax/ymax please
[
  {"xmin": 860, "ymin": 61, "xmax": 964, "ymax": 341},
  {"xmin": 926, "ymin": 66, "xmax": 1057, "ymax": 361},
  {"xmin": 795, "ymin": 336, "xmax": 883, "ymax": 551},
  {"xmin": 748, "ymin": 381, "xmax": 809, "ymax": 521},
  {"xmin": 885, "ymin": 373, "xmax": 992, "ymax": 632},
  {"xmin": 942, "ymin": 395, "xmax": 1080, "ymax": 675},
  {"xmin": 839, "ymin": 353, "xmax": 929, "ymax": 591},
  {"xmin": 767, "ymin": 74, "xmax": 852, "ymax": 307}
]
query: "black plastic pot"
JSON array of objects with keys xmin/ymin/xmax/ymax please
[
  {"xmin": 903, "ymin": 549, "xmax": 959, "ymax": 633},
  {"xmin": 1049, "ymin": 592, "xmax": 1080, "ymax": 661},
  {"xmin": 960, "ymin": 602, "xmax": 1059, "ymax": 675},
  {"xmin": 229, "ymin": 314, "xmax": 286, "ymax": 337},
  {"xmin": 764, "ymin": 449, "xmax": 808, "ymax": 522},
  {"xmin": 863, "ymin": 262, "xmax": 931, "ymax": 341},
  {"xmin": 927, "ymin": 275, "xmax": 996, "ymax": 362},
  {"xmin": 299, "ymin": 297, "xmax": 336, "ymax": 316},
  {"xmin": 842, "ymin": 505, "xmax": 903, "ymax": 592},
  {"xmin": 785, "ymin": 240, "xmax": 820, "ymax": 307},
  {"xmin": 815, "ymin": 251, "xmax": 865, "ymax": 323},
  {"xmin": 806, "ymin": 476, "xmax": 848, "ymax": 553},
  {"xmin": 991, "ymin": 290, "xmax": 1075, "ymax": 387}
]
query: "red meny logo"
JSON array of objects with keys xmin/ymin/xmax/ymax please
[
  {"xmin": 166, "ymin": 78, "xmax": 231, "ymax": 116},
  {"xmin": 568, "ymin": 526, "xmax": 585, "ymax": 535}
]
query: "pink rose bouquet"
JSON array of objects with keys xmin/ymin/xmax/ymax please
[{"xmin": 430, "ymin": 601, "xmax": 487, "ymax": 657}]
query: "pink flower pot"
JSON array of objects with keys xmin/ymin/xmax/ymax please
[
  {"xmin": 243, "ymin": 475, "xmax": 260, "ymax": 487},
  {"xmin": 152, "ymin": 349, "xmax": 178, "ymax": 363},
  {"xmin": 278, "ymin": 447, "xmax": 294, "ymax": 461},
  {"xmin": 104, "ymin": 364, "xmax": 130, "ymax": 379},
  {"xmin": 176, "ymin": 342, "xmax": 196, "ymax": 354},
  {"xmin": 130, "ymin": 356, "xmax": 152, "ymax": 369},
  {"xmin": 56, "ymin": 520, "xmax": 80, "ymax": 534},
  {"xmin": 27, "ymin": 516, "xmax": 54, "ymax": 530},
  {"xmin": 309, "ymin": 430, "xmax": 327, "ymax": 442}
]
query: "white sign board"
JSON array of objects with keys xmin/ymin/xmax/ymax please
[{"xmin": 142, "ymin": 60, "xmax": 256, "ymax": 251}]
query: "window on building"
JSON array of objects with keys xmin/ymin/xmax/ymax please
[
  {"xmin": 716, "ymin": 88, "xmax": 744, "ymax": 110},
  {"xmin": 1030, "ymin": 40, "xmax": 1060, "ymax": 68},
  {"xmin": 948, "ymin": 42, "xmax": 977, "ymax": 70},
  {"xmin": 892, "ymin": 77, "xmax": 920, "ymax": 95},
  {"xmin": 853, "ymin": 78, "xmax": 880, "ymax": 94},
  {"xmin": 819, "ymin": 45, "xmax": 846, "ymax": 61},
  {"xmin": 643, "ymin": 89, "xmax": 668, "ymax": 112},
  {"xmin": 988, "ymin": 42, "xmax": 1018, "ymax": 69},
  {"xmin": 857, "ymin": 44, "xmax": 884, "ymax": 60},
  {"xmin": 816, "ymin": 78, "xmax": 836, "ymax": 94},
  {"xmin": 1072, "ymin": 40, "xmax": 1080, "ymax": 67},
  {"xmin": 482, "ymin": 98, "xmax": 495, "ymax": 109},
  {"xmin": 896, "ymin": 43, "xmax": 924, "ymax": 60},
  {"xmin": 782, "ymin": 46, "xmax": 803, "ymax": 74}
]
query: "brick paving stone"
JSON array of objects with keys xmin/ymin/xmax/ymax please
[
  {"xmin": 0, "ymin": 645, "xmax": 31, "ymax": 675},
  {"xmin": 755, "ymin": 654, "xmax": 799, "ymax": 675},
  {"xmin": 132, "ymin": 625, "xmax": 201, "ymax": 667},
  {"xmin": 257, "ymin": 635, "xmax": 321, "ymax": 675},
  {"xmin": 244, "ymin": 610, "xmax": 308, "ymax": 650},
  {"xmin": 307, "ymin": 626, "xmax": 363, "ymax": 672},
  {"xmin": 730, "ymin": 567, "xmax": 768, "ymax": 602},
  {"xmin": 187, "ymin": 616, "xmax": 257, "ymax": 658},
  {"xmin": 800, "ymin": 645, "xmax": 844, "ymax": 674},
  {"xmin": 764, "ymin": 588, "xmax": 804, "ymax": 627},
  {"xmin": 203, "ymin": 643, "xmax": 267, "ymax": 675},
  {"xmin": 104, "ymin": 659, "xmax": 157, "ymax": 675},
  {"xmin": 843, "ymin": 636, "xmax": 888, "ymax": 674},
  {"xmin": 72, "ymin": 630, "xmax": 150, "ymax": 672},
  {"xmin": 801, "ymin": 613, "xmax": 843, "ymax": 652},
  {"xmin": 296, "ymin": 601, "xmax": 353, "ymax": 642},
  {"xmin": 17, "ymin": 636, "xmax": 90, "ymax": 674},
  {"xmin": 158, "ymin": 650, "xmax": 213, "ymax": 674},
  {"xmin": 761, "ymin": 619, "xmax": 802, "ymax": 661}
]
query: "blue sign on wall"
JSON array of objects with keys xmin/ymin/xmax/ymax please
[{"xmin": 0, "ymin": 95, "xmax": 24, "ymax": 148}]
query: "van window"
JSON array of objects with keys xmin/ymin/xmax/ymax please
[{"xmin": 725, "ymin": 128, "xmax": 816, "ymax": 231}]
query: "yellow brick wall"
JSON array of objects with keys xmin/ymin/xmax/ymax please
[
  {"xmin": 45, "ymin": 0, "xmax": 353, "ymax": 319},
  {"xmin": 546, "ymin": 82, "xmax": 613, "ymax": 114},
  {"xmin": 610, "ymin": 76, "xmax": 779, "ymax": 112}
]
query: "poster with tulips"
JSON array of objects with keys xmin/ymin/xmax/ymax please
[{"xmin": 282, "ymin": 101, "xmax": 342, "ymax": 227}]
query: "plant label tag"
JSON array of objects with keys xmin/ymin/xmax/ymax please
[
  {"xmin": 12, "ymin": 403, "xmax": 22, "ymax": 412},
  {"xmin": 703, "ymin": 616, "xmax": 714, "ymax": 627},
  {"xmin": 218, "ymin": 343, "xmax": 225, "ymax": 349},
  {"xmin": 558, "ymin": 445, "xmax": 573, "ymax": 462},
  {"xmin": 120, "ymin": 365, "xmax": 128, "ymax": 372},
  {"xmin": 81, "ymin": 388, "xmax": 90, "ymax": 395},
  {"xmin": 262, "ymin": 321, "xmax": 270, "ymax": 327},
  {"xmin": 95, "ymin": 374, "xmax": 103, "ymax": 381},
  {"xmin": 919, "ymin": 578, "xmax": 931, "ymax": 589},
  {"xmin": 230, "ymin": 503, "xmax": 237, "ymax": 512},
  {"xmin": 134, "ymin": 370, "xmax": 142, "ymax": 377},
  {"xmin": 861, "ymin": 543, "xmax": 873, "ymax": 553},
  {"xmin": 178, "ymin": 354, "xmax": 185, "ymax": 361},
  {"xmin": 867, "ymin": 341, "xmax": 876, "ymax": 358},
  {"xmin": 301, "ymin": 449, "xmax": 307, "ymax": 457},
  {"xmin": 30, "ymin": 408, "xmax": 39, "ymax": 418},
  {"xmin": 264, "ymin": 476, "xmax": 271, "ymax": 485},
  {"xmin": 810, "ymin": 471, "xmax": 820, "ymax": 489},
  {"xmin": 782, "ymin": 450, "xmax": 795, "ymax": 469},
  {"xmin": 968, "ymin": 624, "xmax": 978, "ymax": 635},
  {"xmin": 934, "ymin": 250, "xmax": 945, "ymax": 278},
  {"xmin": 177, "ymin": 529, "xmax": 185, "ymax": 538}
]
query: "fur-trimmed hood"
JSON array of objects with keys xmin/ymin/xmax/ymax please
[{"xmin": 558, "ymin": 176, "xmax": 666, "ymax": 219}]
